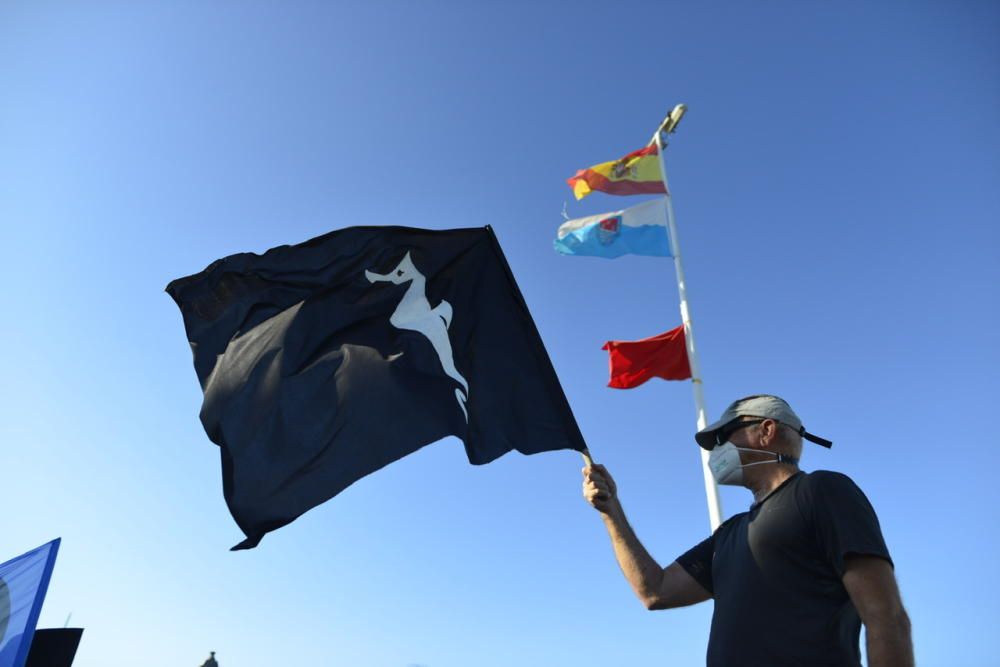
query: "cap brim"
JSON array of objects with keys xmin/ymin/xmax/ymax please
[{"xmin": 695, "ymin": 418, "xmax": 731, "ymax": 450}]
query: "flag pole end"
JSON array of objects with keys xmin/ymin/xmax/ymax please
[{"xmin": 650, "ymin": 103, "xmax": 689, "ymax": 145}]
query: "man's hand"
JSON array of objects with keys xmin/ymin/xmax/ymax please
[{"xmin": 583, "ymin": 464, "xmax": 619, "ymax": 514}]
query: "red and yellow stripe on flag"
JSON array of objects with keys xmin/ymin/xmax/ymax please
[{"xmin": 566, "ymin": 144, "xmax": 667, "ymax": 200}]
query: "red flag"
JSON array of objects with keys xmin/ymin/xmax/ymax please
[{"xmin": 602, "ymin": 325, "xmax": 691, "ymax": 389}]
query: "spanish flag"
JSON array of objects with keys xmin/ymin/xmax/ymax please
[{"xmin": 567, "ymin": 144, "xmax": 667, "ymax": 200}]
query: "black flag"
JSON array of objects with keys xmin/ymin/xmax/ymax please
[{"xmin": 167, "ymin": 226, "xmax": 586, "ymax": 549}]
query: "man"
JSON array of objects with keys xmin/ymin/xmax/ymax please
[
  {"xmin": 583, "ymin": 394, "xmax": 913, "ymax": 666},
  {"xmin": 199, "ymin": 651, "xmax": 218, "ymax": 667}
]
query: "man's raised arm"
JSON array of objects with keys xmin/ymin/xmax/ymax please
[{"xmin": 583, "ymin": 464, "xmax": 711, "ymax": 610}]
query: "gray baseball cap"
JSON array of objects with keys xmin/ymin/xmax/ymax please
[{"xmin": 695, "ymin": 394, "xmax": 833, "ymax": 450}]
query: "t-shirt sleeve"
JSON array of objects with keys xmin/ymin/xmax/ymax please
[
  {"xmin": 676, "ymin": 534, "xmax": 715, "ymax": 595},
  {"xmin": 808, "ymin": 471, "xmax": 892, "ymax": 576}
]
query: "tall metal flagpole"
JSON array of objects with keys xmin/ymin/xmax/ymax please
[{"xmin": 651, "ymin": 105, "xmax": 723, "ymax": 532}]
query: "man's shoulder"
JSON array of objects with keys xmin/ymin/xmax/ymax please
[
  {"xmin": 799, "ymin": 470, "xmax": 876, "ymax": 508},
  {"xmin": 802, "ymin": 469, "xmax": 857, "ymax": 486},
  {"xmin": 714, "ymin": 510, "xmax": 750, "ymax": 537}
]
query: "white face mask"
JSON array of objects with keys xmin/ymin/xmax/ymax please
[{"xmin": 708, "ymin": 441, "xmax": 798, "ymax": 486}]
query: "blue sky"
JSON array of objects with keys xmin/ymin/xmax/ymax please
[{"xmin": 2, "ymin": 2, "xmax": 998, "ymax": 665}]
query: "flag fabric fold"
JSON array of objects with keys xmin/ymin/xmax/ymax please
[
  {"xmin": 602, "ymin": 325, "xmax": 692, "ymax": 389},
  {"xmin": 566, "ymin": 144, "xmax": 667, "ymax": 200},
  {"xmin": 167, "ymin": 226, "xmax": 586, "ymax": 550},
  {"xmin": 554, "ymin": 198, "xmax": 671, "ymax": 258}
]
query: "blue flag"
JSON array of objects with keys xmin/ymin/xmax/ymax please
[
  {"xmin": 0, "ymin": 539, "xmax": 60, "ymax": 667},
  {"xmin": 554, "ymin": 198, "xmax": 673, "ymax": 258}
]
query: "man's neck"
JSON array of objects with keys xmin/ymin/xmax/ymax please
[{"xmin": 747, "ymin": 465, "xmax": 800, "ymax": 504}]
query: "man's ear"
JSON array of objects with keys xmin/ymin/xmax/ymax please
[{"xmin": 757, "ymin": 419, "xmax": 779, "ymax": 449}]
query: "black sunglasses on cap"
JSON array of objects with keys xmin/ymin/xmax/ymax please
[
  {"xmin": 716, "ymin": 418, "xmax": 834, "ymax": 449},
  {"xmin": 716, "ymin": 419, "xmax": 765, "ymax": 446}
]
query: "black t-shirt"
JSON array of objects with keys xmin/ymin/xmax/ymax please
[{"xmin": 676, "ymin": 471, "xmax": 892, "ymax": 667}]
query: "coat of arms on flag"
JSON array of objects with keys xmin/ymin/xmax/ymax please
[{"xmin": 597, "ymin": 216, "xmax": 622, "ymax": 245}]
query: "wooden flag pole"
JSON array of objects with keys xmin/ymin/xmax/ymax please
[
  {"xmin": 653, "ymin": 105, "xmax": 724, "ymax": 532},
  {"xmin": 581, "ymin": 448, "xmax": 594, "ymax": 467}
]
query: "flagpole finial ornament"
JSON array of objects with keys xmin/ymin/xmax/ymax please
[
  {"xmin": 663, "ymin": 103, "xmax": 687, "ymax": 134},
  {"xmin": 650, "ymin": 103, "xmax": 688, "ymax": 146}
]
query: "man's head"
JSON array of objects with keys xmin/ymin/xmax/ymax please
[
  {"xmin": 698, "ymin": 395, "xmax": 831, "ymax": 488},
  {"xmin": 713, "ymin": 414, "xmax": 803, "ymax": 462},
  {"xmin": 696, "ymin": 394, "xmax": 832, "ymax": 455}
]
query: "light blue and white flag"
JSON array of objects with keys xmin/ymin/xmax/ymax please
[
  {"xmin": 0, "ymin": 539, "xmax": 60, "ymax": 667},
  {"xmin": 553, "ymin": 198, "xmax": 672, "ymax": 258}
]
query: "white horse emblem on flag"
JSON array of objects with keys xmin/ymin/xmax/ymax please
[{"xmin": 365, "ymin": 252, "xmax": 469, "ymax": 421}]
